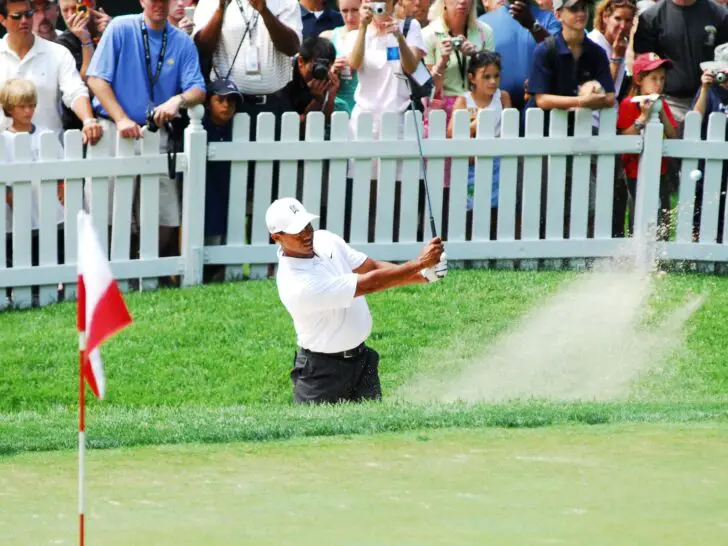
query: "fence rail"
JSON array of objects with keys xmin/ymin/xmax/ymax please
[{"xmin": 0, "ymin": 105, "xmax": 726, "ymax": 308}]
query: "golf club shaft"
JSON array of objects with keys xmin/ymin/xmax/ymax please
[{"xmin": 409, "ymin": 97, "xmax": 438, "ymax": 240}]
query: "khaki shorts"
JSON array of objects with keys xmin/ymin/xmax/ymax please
[{"xmin": 86, "ymin": 119, "xmax": 181, "ymax": 228}]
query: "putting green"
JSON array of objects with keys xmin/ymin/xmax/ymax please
[{"xmin": 2, "ymin": 423, "xmax": 727, "ymax": 545}]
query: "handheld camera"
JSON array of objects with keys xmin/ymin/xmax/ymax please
[
  {"xmin": 76, "ymin": 0, "xmax": 92, "ymax": 16},
  {"xmin": 451, "ymin": 36, "xmax": 464, "ymax": 51},
  {"xmin": 370, "ymin": 2, "xmax": 386, "ymax": 16},
  {"xmin": 312, "ymin": 57, "xmax": 332, "ymax": 81},
  {"xmin": 714, "ymin": 71, "xmax": 728, "ymax": 84}
]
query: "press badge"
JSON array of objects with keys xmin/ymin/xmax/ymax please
[
  {"xmin": 386, "ymin": 46, "xmax": 400, "ymax": 61},
  {"xmin": 245, "ymin": 46, "xmax": 261, "ymax": 74}
]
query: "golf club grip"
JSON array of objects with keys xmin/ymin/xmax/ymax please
[{"xmin": 429, "ymin": 216, "xmax": 438, "ymax": 239}]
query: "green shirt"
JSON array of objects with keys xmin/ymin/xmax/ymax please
[{"xmin": 423, "ymin": 18, "xmax": 496, "ymax": 97}]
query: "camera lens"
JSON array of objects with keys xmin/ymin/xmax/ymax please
[
  {"xmin": 717, "ymin": 72, "xmax": 727, "ymax": 84},
  {"xmin": 312, "ymin": 59, "xmax": 330, "ymax": 81}
]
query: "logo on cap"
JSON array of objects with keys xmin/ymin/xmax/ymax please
[{"xmin": 290, "ymin": 204, "xmax": 299, "ymax": 214}]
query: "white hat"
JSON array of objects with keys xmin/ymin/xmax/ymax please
[
  {"xmin": 701, "ymin": 42, "xmax": 728, "ymax": 73},
  {"xmin": 265, "ymin": 198, "xmax": 319, "ymax": 235}
]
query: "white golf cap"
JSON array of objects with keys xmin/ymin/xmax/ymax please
[{"xmin": 265, "ymin": 198, "xmax": 319, "ymax": 235}]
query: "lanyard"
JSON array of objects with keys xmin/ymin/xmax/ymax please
[
  {"xmin": 449, "ymin": 31, "xmax": 466, "ymax": 88},
  {"xmin": 141, "ymin": 18, "xmax": 168, "ymax": 104},
  {"xmin": 235, "ymin": 0, "xmax": 259, "ymax": 41}
]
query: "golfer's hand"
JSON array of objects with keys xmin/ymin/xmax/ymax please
[{"xmin": 419, "ymin": 237, "xmax": 444, "ymax": 269}]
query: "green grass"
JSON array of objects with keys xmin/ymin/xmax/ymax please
[
  {"xmin": 3, "ymin": 424, "xmax": 728, "ymax": 545},
  {"xmin": 2, "ymin": 270, "xmax": 728, "ymax": 455}
]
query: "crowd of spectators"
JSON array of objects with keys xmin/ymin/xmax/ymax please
[{"xmin": 2, "ymin": 0, "xmax": 728, "ymax": 286}]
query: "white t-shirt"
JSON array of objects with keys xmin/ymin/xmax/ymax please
[
  {"xmin": 346, "ymin": 19, "xmax": 427, "ymax": 115},
  {"xmin": 193, "ymin": 0, "xmax": 303, "ymax": 95},
  {"xmin": 276, "ymin": 230, "xmax": 373, "ymax": 353},
  {"xmin": 2, "ymin": 129, "xmax": 64, "ymax": 233}
]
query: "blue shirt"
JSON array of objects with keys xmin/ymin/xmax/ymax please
[
  {"xmin": 691, "ymin": 85, "xmax": 728, "ymax": 139},
  {"xmin": 526, "ymin": 31, "xmax": 614, "ymax": 105},
  {"xmin": 300, "ymin": 6, "xmax": 343, "ymax": 39},
  {"xmin": 87, "ymin": 15, "xmax": 206, "ymax": 125},
  {"xmin": 479, "ymin": 5, "xmax": 560, "ymax": 111}
]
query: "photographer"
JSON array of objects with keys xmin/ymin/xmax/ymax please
[
  {"xmin": 86, "ymin": 0, "xmax": 206, "ymax": 260},
  {"xmin": 286, "ymin": 36, "xmax": 339, "ymax": 123},
  {"xmin": 347, "ymin": 0, "xmax": 425, "ymax": 141},
  {"xmin": 423, "ymin": 0, "xmax": 494, "ymax": 123}
]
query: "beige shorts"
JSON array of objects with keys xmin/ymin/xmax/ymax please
[{"xmin": 86, "ymin": 119, "xmax": 181, "ymax": 228}]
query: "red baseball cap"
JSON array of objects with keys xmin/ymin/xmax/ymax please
[{"xmin": 633, "ymin": 53, "xmax": 673, "ymax": 78}]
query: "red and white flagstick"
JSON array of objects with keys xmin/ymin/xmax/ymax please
[{"xmin": 79, "ymin": 329, "xmax": 86, "ymax": 546}]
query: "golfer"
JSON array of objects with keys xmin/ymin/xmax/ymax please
[{"xmin": 266, "ymin": 197, "xmax": 447, "ymax": 404}]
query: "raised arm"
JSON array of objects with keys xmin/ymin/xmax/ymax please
[{"xmin": 194, "ymin": 0, "xmax": 228, "ymax": 56}]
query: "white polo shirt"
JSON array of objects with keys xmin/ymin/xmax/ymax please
[
  {"xmin": 0, "ymin": 36, "xmax": 88, "ymax": 133},
  {"xmin": 193, "ymin": 0, "xmax": 303, "ymax": 95},
  {"xmin": 276, "ymin": 230, "xmax": 373, "ymax": 353}
]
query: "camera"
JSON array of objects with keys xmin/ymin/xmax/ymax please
[
  {"xmin": 715, "ymin": 71, "xmax": 728, "ymax": 84},
  {"xmin": 451, "ymin": 36, "xmax": 464, "ymax": 51},
  {"xmin": 146, "ymin": 108, "xmax": 163, "ymax": 133},
  {"xmin": 312, "ymin": 57, "xmax": 332, "ymax": 81},
  {"xmin": 76, "ymin": 0, "xmax": 92, "ymax": 15},
  {"xmin": 370, "ymin": 2, "xmax": 386, "ymax": 16}
]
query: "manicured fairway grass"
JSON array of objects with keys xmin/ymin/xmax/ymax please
[
  {"xmin": 2, "ymin": 424, "xmax": 727, "ymax": 546},
  {"xmin": 1, "ymin": 270, "xmax": 728, "ymax": 454}
]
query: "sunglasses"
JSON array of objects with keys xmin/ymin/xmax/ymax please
[{"xmin": 8, "ymin": 9, "xmax": 36, "ymax": 20}]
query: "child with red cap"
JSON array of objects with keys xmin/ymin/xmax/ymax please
[{"xmin": 615, "ymin": 52, "xmax": 679, "ymax": 238}]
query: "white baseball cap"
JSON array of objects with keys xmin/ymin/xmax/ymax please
[{"xmin": 265, "ymin": 198, "xmax": 319, "ymax": 235}]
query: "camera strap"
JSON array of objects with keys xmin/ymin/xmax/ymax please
[
  {"xmin": 449, "ymin": 29, "xmax": 466, "ymax": 88},
  {"xmin": 140, "ymin": 18, "xmax": 168, "ymax": 105},
  {"xmin": 213, "ymin": 0, "xmax": 258, "ymax": 81}
]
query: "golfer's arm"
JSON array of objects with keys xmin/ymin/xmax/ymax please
[
  {"xmin": 354, "ymin": 260, "xmax": 426, "ymax": 297},
  {"xmin": 355, "ymin": 257, "xmax": 427, "ymax": 287}
]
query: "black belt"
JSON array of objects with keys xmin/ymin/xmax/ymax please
[
  {"xmin": 241, "ymin": 87, "xmax": 287, "ymax": 105},
  {"xmin": 300, "ymin": 343, "xmax": 366, "ymax": 360}
]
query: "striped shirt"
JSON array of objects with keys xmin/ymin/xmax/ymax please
[{"xmin": 194, "ymin": 0, "xmax": 303, "ymax": 95}]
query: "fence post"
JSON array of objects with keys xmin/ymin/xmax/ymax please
[
  {"xmin": 181, "ymin": 104, "xmax": 207, "ymax": 286},
  {"xmin": 633, "ymin": 105, "xmax": 664, "ymax": 270}
]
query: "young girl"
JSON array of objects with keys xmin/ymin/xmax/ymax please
[
  {"xmin": 447, "ymin": 51, "xmax": 510, "ymax": 227},
  {"xmin": 616, "ymin": 53, "xmax": 678, "ymax": 238}
]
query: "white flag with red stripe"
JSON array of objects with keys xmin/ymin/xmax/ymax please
[{"xmin": 77, "ymin": 212, "xmax": 132, "ymax": 399}]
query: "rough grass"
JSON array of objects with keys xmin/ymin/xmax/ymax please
[{"xmin": 2, "ymin": 270, "xmax": 728, "ymax": 455}]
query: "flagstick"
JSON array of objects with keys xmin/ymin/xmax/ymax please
[{"xmin": 79, "ymin": 332, "xmax": 86, "ymax": 546}]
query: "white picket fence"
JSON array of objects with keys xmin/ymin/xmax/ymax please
[{"xmin": 1, "ymin": 104, "xmax": 727, "ymax": 308}]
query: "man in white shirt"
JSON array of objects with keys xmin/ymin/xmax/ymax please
[
  {"xmin": 194, "ymin": 0, "xmax": 302, "ymax": 131},
  {"xmin": 0, "ymin": 0, "xmax": 101, "ymax": 143},
  {"xmin": 267, "ymin": 197, "xmax": 447, "ymax": 404}
]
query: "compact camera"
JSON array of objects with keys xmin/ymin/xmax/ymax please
[
  {"xmin": 370, "ymin": 2, "xmax": 386, "ymax": 16},
  {"xmin": 145, "ymin": 108, "xmax": 169, "ymax": 133},
  {"xmin": 76, "ymin": 0, "xmax": 92, "ymax": 16},
  {"xmin": 312, "ymin": 57, "xmax": 332, "ymax": 81},
  {"xmin": 451, "ymin": 36, "xmax": 464, "ymax": 51},
  {"xmin": 714, "ymin": 71, "xmax": 728, "ymax": 84}
]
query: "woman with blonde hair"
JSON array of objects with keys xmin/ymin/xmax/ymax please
[
  {"xmin": 423, "ymin": 0, "xmax": 495, "ymax": 120},
  {"xmin": 587, "ymin": 0, "xmax": 636, "ymax": 100},
  {"xmin": 321, "ymin": 0, "xmax": 362, "ymax": 114}
]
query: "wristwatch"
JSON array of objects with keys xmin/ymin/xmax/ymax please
[
  {"xmin": 178, "ymin": 95, "xmax": 189, "ymax": 109},
  {"xmin": 633, "ymin": 119, "xmax": 646, "ymax": 131},
  {"xmin": 532, "ymin": 21, "xmax": 543, "ymax": 33}
]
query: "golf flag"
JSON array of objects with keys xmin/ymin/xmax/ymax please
[{"xmin": 76, "ymin": 212, "xmax": 132, "ymax": 399}]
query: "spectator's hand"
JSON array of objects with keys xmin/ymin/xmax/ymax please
[
  {"xmin": 418, "ymin": 237, "xmax": 445, "ymax": 269},
  {"xmin": 429, "ymin": 97, "xmax": 445, "ymax": 110},
  {"xmin": 117, "ymin": 117, "xmax": 143, "ymax": 139},
  {"xmin": 333, "ymin": 56, "xmax": 349, "ymax": 73},
  {"xmin": 92, "ymin": 8, "xmax": 111, "ymax": 36},
  {"xmin": 460, "ymin": 39, "xmax": 479, "ymax": 57},
  {"xmin": 249, "ymin": 0, "xmax": 267, "ymax": 14},
  {"xmin": 57, "ymin": 181, "xmax": 65, "ymax": 205},
  {"xmin": 308, "ymin": 78, "xmax": 329, "ymax": 99},
  {"xmin": 579, "ymin": 92, "xmax": 608, "ymax": 109},
  {"xmin": 638, "ymin": 96, "xmax": 655, "ymax": 118},
  {"xmin": 359, "ymin": 3, "xmax": 373, "ymax": 27},
  {"xmin": 509, "ymin": 0, "xmax": 535, "ymax": 31},
  {"xmin": 5, "ymin": 188, "xmax": 12, "ymax": 207},
  {"xmin": 328, "ymin": 70, "xmax": 341, "ymax": 95},
  {"xmin": 219, "ymin": 0, "xmax": 230, "ymax": 9},
  {"xmin": 439, "ymin": 36, "xmax": 453, "ymax": 61},
  {"xmin": 612, "ymin": 26, "xmax": 629, "ymax": 58},
  {"xmin": 701, "ymin": 69, "xmax": 716, "ymax": 88},
  {"xmin": 178, "ymin": 16, "xmax": 195, "ymax": 34},
  {"xmin": 82, "ymin": 119, "xmax": 103, "ymax": 146},
  {"xmin": 67, "ymin": 11, "xmax": 91, "ymax": 43},
  {"xmin": 380, "ymin": 16, "xmax": 399, "ymax": 35},
  {"xmin": 153, "ymin": 95, "xmax": 183, "ymax": 127}
]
